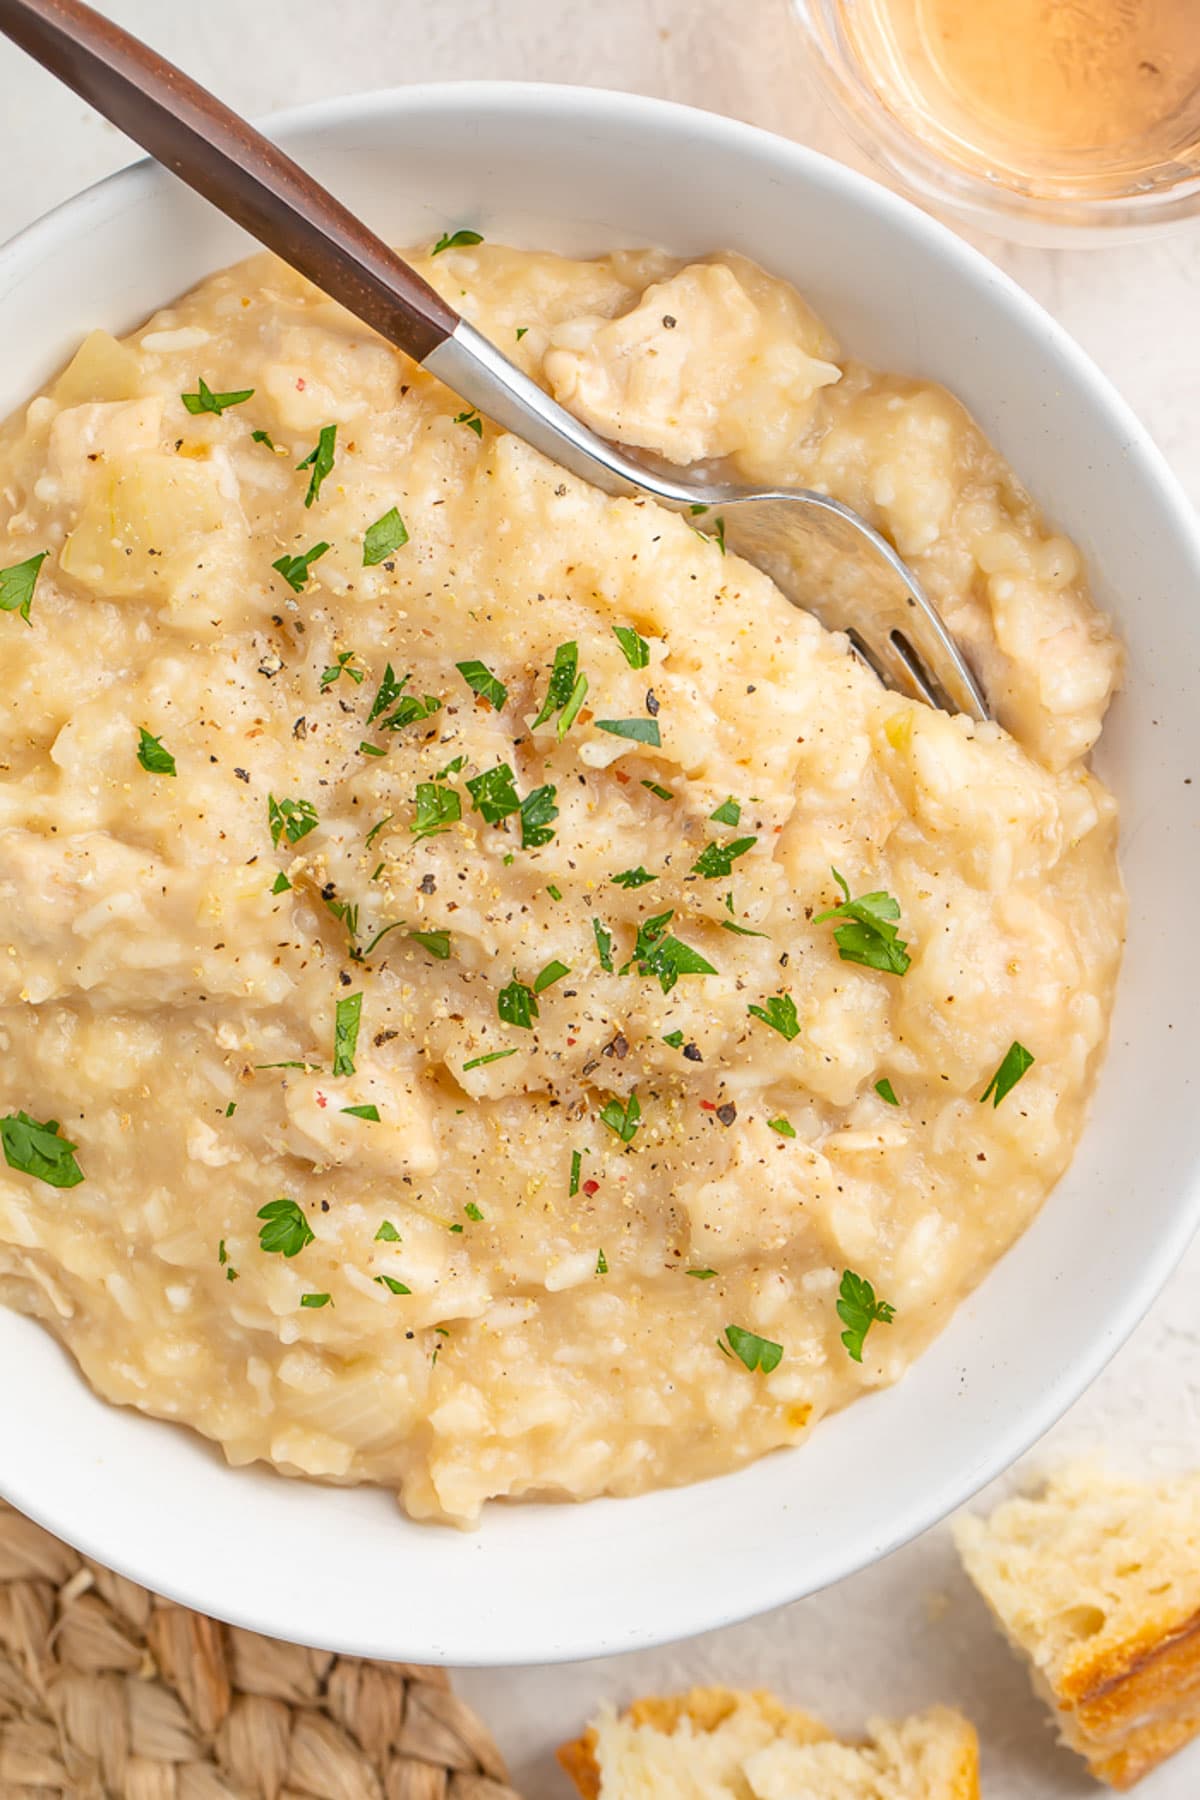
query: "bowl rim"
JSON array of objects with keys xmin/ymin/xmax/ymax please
[{"xmin": 2, "ymin": 78, "xmax": 1199, "ymax": 1665}]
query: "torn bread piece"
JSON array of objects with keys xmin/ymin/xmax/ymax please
[
  {"xmin": 955, "ymin": 1464, "xmax": 1200, "ymax": 1788},
  {"xmin": 558, "ymin": 1685, "xmax": 979, "ymax": 1800}
]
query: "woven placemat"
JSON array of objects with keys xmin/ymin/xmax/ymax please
[{"xmin": 0, "ymin": 1500, "xmax": 523, "ymax": 1800}]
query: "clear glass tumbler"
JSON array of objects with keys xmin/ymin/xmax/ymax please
[{"xmin": 794, "ymin": 0, "xmax": 1200, "ymax": 240}]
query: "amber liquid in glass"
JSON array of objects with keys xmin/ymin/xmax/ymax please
[{"xmin": 839, "ymin": 0, "xmax": 1200, "ymax": 187}]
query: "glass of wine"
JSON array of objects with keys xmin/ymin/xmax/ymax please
[{"xmin": 794, "ymin": 0, "xmax": 1200, "ymax": 238}]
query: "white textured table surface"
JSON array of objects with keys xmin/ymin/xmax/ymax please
[{"xmin": 2, "ymin": 4, "xmax": 1199, "ymax": 1796}]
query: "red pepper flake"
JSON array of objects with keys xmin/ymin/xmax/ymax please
[
  {"xmin": 296, "ymin": 377, "xmax": 306, "ymax": 390},
  {"xmin": 315, "ymin": 1091, "xmax": 328, "ymax": 1109},
  {"xmin": 566, "ymin": 1036, "xmax": 577, "ymax": 1046},
  {"xmin": 582, "ymin": 1179, "xmax": 600, "ymax": 1196},
  {"xmin": 699, "ymin": 1099, "xmax": 717, "ymax": 1112},
  {"xmin": 614, "ymin": 770, "xmax": 630, "ymax": 784}
]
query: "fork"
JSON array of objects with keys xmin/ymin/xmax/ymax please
[{"xmin": 0, "ymin": 0, "xmax": 988, "ymax": 721}]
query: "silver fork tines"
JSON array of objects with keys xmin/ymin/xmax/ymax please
[{"xmin": 428, "ymin": 322, "xmax": 989, "ymax": 722}]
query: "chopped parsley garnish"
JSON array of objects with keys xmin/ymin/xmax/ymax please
[
  {"xmin": 224, "ymin": 1103, "xmax": 237, "ymax": 1118},
  {"xmin": 462, "ymin": 1047, "xmax": 519, "ymax": 1072},
  {"xmin": 320, "ymin": 650, "xmax": 363, "ymax": 690},
  {"xmin": 748, "ymin": 994, "xmax": 800, "ymax": 1041},
  {"xmin": 0, "ymin": 1111, "xmax": 84, "ymax": 1188},
  {"xmin": 642, "ymin": 779, "xmax": 674, "ymax": 801},
  {"xmin": 354, "ymin": 920, "xmax": 406, "ymax": 961},
  {"xmin": 181, "ymin": 378, "xmax": 254, "ymax": 416},
  {"xmin": 455, "ymin": 409, "xmax": 483, "ymax": 436},
  {"xmin": 691, "ymin": 836, "xmax": 756, "ymax": 879},
  {"xmin": 534, "ymin": 959, "xmax": 570, "ymax": 993},
  {"xmin": 980, "ymin": 1041, "xmax": 1034, "ymax": 1107},
  {"xmin": 388, "ymin": 693, "xmax": 442, "ymax": 731},
  {"xmin": 411, "ymin": 781, "xmax": 461, "ymax": 839},
  {"xmin": 375, "ymin": 1275, "xmax": 411, "ymax": 1295},
  {"xmin": 324, "ymin": 896, "xmax": 359, "ymax": 945},
  {"xmin": 624, "ymin": 910, "xmax": 716, "ymax": 994},
  {"xmin": 686, "ymin": 1267, "xmax": 717, "ymax": 1279},
  {"xmin": 375, "ymin": 1220, "xmax": 402, "ymax": 1243},
  {"xmin": 713, "ymin": 516, "xmax": 727, "ymax": 554},
  {"xmin": 612, "ymin": 624, "xmax": 650, "ymax": 669},
  {"xmin": 662, "ymin": 1030, "xmax": 685, "ymax": 1048},
  {"xmin": 366, "ymin": 667, "xmax": 442, "ymax": 732},
  {"xmin": 465, "ymin": 1202, "xmax": 484, "ymax": 1222},
  {"xmin": 558, "ymin": 671, "xmax": 589, "ymax": 739},
  {"xmin": 519, "ymin": 783, "xmax": 559, "ymax": 848},
  {"xmin": 257, "ymin": 1197, "xmax": 314, "ymax": 1257},
  {"xmin": 875, "ymin": 1078, "xmax": 899, "ymax": 1106},
  {"xmin": 611, "ymin": 866, "xmax": 655, "ymax": 888},
  {"xmin": 268, "ymin": 794, "xmax": 318, "ymax": 846},
  {"xmin": 333, "ymin": 992, "xmax": 362, "ymax": 1077},
  {"xmin": 359, "ymin": 741, "xmax": 386, "ymax": 757},
  {"xmin": 0, "ymin": 551, "xmax": 48, "ymax": 624},
  {"xmin": 363, "ymin": 507, "xmax": 409, "ymax": 566},
  {"xmin": 595, "ymin": 717, "xmax": 661, "ymax": 746},
  {"xmin": 272, "ymin": 541, "xmax": 330, "ymax": 592},
  {"xmin": 569, "ymin": 1150, "xmax": 582, "ymax": 1196},
  {"xmin": 409, "ymin": 928, "xmax": 451, "ymax": 960},
  {"xmin": 437, "ymin": 755, "xmax": 466, "ymax": 779},
  {"xmin": 837, "ymin": 1269, "xmax": 895, "ymax": 1363},
  {"xmin": 219, "ymin": 1238, "xmax": 237, "ymax": 1280},
  {"xmin": 547, "ymin": 883, "xmax": 563, "ymax": 901},
  {"xmin": 296, "ymin": 423, "xmax": 337, "ymax": 507},
  {"xmin": 365, "ymin": 814, "xmax": 393, "ymax": 849},
  {"xmin": 456, "ymin": 658, "xmax": 508, "ymax": 711},
  {"xmin": 136, "ymin": 727, "xmax": 176, "ymax": 776},
  {"xmin": 724, "ymin": 1325, "xmax": 782, "ymax": 1372},
  {"xmin": 251, "ymin": 428, "xmax": 276, "ymax": 449},
  {"xmin": 433, "ymin": 227, "xmax": 484, "ymax": 253},
  {"xmin": 815, "ymin": 868, "xmax": 911, "ymax": 976},
  {"xmin": 466, "ymin": 762, "xmax": 521, "ymax": 825},
  {"xmin": 599, "ymin": 1091, "xmax": 641, "ymax": 1143},
  {"xmin": 593, "ymin": 917, "xmax": 614, "ymax": 973},
  {"xmin": 516, "ymin": 326, "xmax": 528, "ymax": 341},
  {"xmin": 596, "ymin": 1249, "xmax": 608, "ymax": 1274},
  {"xmin": 342, "ymin": 1103, "xmax": 380, "ymax": 1120},
  {"xmin": 498, "ymin": 977, "xmax": 538, "ymax": 1029},
  {"xmin": 301, "ymin": 1291, "xmax": 332, "ymax": 1309},
  {"xmin": 368, "ymin": 663, "xmax": 406, "ymax": 723},
  {"xmin": 710, "ymin": 797, "xmax": 741, "ymax": 826},
  {"xmin": 768, "ymin": 1116, "xmax": 797, "ymax": 1137},
  {"xmin": 532, "ymin": 641, "xmax": 579, "ymax": 731}
]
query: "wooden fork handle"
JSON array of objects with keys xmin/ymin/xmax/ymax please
[{"xmin": 0, "ymin": 0, "xmax": 461, "ymax": 362}]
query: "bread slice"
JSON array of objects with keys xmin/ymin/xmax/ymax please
[
  {"xmin": 557, "ymin": 1685, "xmax": 979, "ymax": 1800},
  {"xmin": 955, "ymin": 1464, "xmax": 1200, "ymax": 1788}
]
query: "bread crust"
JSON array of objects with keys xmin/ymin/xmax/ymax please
[
  {"xmin": 556, "ymin": 1685, "xmax": 980, "ymax": 1800},
  {"xmin": 1063, "ymin": 1602, "xmax": 1200, "ymax": 1718},
  {"xmin": 1048, "ymin": 1605, "xmax": 1200, "ymax": 1788},
  {"xmin": 1089, "ymin": 1713, "xmax": 1200, "ymax": 1791},
  {"xmin": 558, "ymin": 1725, "xmax": 602, "ymax": 1800}
]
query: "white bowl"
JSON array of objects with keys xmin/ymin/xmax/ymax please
[{"xmin": 1, "ymin": 82, "xmax": 1198, "ymax": 1668}]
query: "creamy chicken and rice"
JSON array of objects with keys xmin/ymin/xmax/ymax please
[{"xmin": 0, "ymin": 242, "xmax": 1123, "ymax": 1523}]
